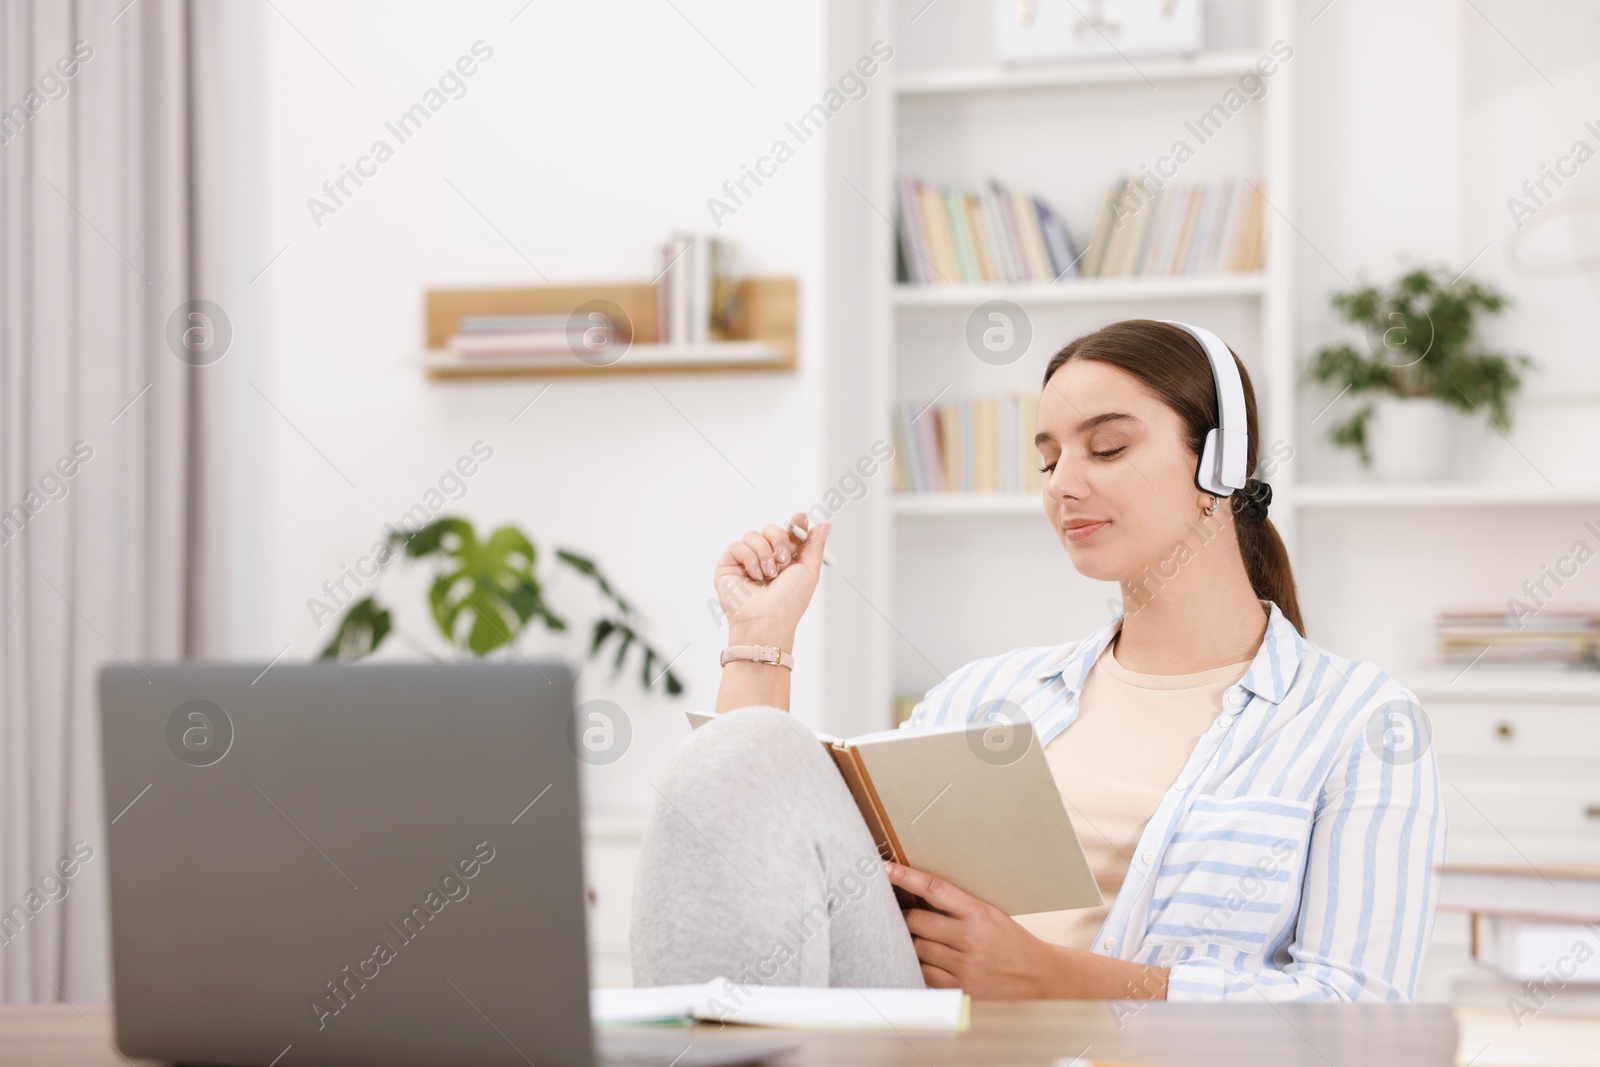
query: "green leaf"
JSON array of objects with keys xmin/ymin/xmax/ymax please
[
  {"xmin": 557, "ymin": 549, "xmax": 634, "ymax": 615},
  {"xmin": 1310, "ymin": 265, "xmax": 1533, "ymax": 462},
  {"xmin": 318, "ymin": 597, "xmax": 394, "ymax": 662},
  {"xmin": 397, "ymin": 517, "xmax": 474, "ymax": 559}
]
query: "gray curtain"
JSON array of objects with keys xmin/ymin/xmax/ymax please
[{"xmin": 0, "ymin": 0, "xmax": 230, "ymax": 1001}]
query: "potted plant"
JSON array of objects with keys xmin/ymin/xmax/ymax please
[
  {"xmin": 1307, "ymin": 266, "xmax": 1535, "ymax": 482},
  {"xmin": 318, "ymin": 516, "xmax": 684, "ymax": 697}
]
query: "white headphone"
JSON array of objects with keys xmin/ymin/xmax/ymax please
[{"xmin": 1157, "ymin": 320, "xmax": 1249, "ymax": 498}]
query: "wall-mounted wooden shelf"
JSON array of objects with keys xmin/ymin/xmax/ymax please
[{"xmin": 422, "ymin": 277, "xmax": 797, "ymax": 379}]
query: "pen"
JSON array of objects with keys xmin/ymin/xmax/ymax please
[{"xmin": 785, "ymin": 521, "xmax": 836, "ymax": 567}]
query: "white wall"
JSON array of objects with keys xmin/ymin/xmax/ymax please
[
  {"xmin": 236, "ymin": 0, "xmax": 1600, "ymax": 819},
  {"xmin": 242, "ymin": 0, "xmax": 831, "ymax": 816},
  {"xmin": 1292, "ymin": 0, "xmax": 1600, "ymax": 661}
]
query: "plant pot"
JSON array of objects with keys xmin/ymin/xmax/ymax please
[{"xmin": 1366, "ymin": 396, "xmax": 1454, "ymax": 482}]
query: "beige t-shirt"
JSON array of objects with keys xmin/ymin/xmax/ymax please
[{"xmin": 1014, "ymin": 632, "xmax": 1252, "ymax": 952}]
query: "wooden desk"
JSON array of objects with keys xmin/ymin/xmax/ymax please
[{"xmin": 2, "ymin": 1001, "xmax": 1459, "ymax": 1066}]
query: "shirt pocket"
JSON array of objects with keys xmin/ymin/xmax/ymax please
[{"xmin": 1143, "ymin": 793, "xmax": 1315, "ymax": 955}]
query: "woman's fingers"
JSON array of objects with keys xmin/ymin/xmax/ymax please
[
  {"xmin": 902, "ymin": 905, "xmax": 966, "ymax": 950},
  {"xmin": 919, "ymin": 961, "xmax": 960, "ymax": 989},
  {"xmin": 726, "ymin": 541, "xmax": 764, "ymax": 583},
  {"xmin": 885, "ymin": 862, "xmax": 979, "ymax": 918},
  {"xmin": 761, "ymin": 524, "xmax": 797, "ymax": 566},
  {"xmin": 909, "ymin": 935, "xmax": 963, "ymax": 974},
  {"xmin": 740, "ymin": 531, "xmax": 779, "ymax": 579}
]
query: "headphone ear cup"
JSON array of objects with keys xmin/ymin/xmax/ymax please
[{"xmin": 1196, "ymin": 428, "xmax": 1224, "ymax": 495}]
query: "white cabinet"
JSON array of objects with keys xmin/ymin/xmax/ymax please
[
  {"xmin": 1404, "ymin": 670, "xmax": 1600, "ymax": 1001},
  {"xmin": 583, "ymin": 817, "xmax": 645, "ymax": 988}
]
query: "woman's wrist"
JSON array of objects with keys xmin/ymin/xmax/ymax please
[
  {"xmin": 726, "ymin": 622, "xmax": 797, "ymax": 649},
  {"xmin": 1041, "ymin": 945, "xmax": 1168, "ymax": 999}
]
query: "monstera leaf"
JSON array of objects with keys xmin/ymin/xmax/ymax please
[
  {"xmin": 317, "ymin": 596, "xmax": 392, "ymax": 661},
  {"xmin": 403, "ymin": 519, "xmax": 565, "ymax": 655},
  {"xmin": 317, "ymin": 516, "xmax": 684, "ymax": 698}
]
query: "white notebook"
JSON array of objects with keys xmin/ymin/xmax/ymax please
[{"xmin": 592, "ymin": 979, "xmax": 969, "ymax": 1031}]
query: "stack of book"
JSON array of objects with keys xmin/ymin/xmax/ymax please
[
  {"xmin": 1079, "ymin": 177, "xmax": 1265, "ymax": 278},
  {"xmin": 1440, "ymin": 864, "xmax": 1600, "ymax": 1065},
  {"xmin": 655, "ymin": 233, "xmax": 736, "ymax": 345},
  {"xmin": 896, "ymin": 177, "xmax": 1081, "ymax": 285},
  {"xmin": 444, "ymin": 313, "xmax": 593, "ymax": 361},
  {"xmin": 893, "ymin": 392, "xmax": 1043, "ymax": 495},
  {"xmin": 1436, "ymin": 606, "xmax": 1600, "ymax": 670}
]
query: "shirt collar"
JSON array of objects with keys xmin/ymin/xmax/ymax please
[{"xmin": 1030, "ymin": 597, "xmax": 1305, "ymax": 705}]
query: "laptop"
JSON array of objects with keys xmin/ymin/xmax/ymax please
[{"xmin": 99, "ymin": 662, "xmax": 791, "ymax": 1067}]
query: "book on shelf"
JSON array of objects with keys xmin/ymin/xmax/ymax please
[
  {"xmin": 655, "ymin": 233, "xmax": 736, "ymax": 345},
  {"xmin": 1470, "ymin": 913, "xmax": 1600, "ymax": 985},
  {"xmin": 1079, "ymin": 176, "xmax": 1264, "ymax": 278},
  {"xmin": 444, "ymin": 313, "xmax": 577, "ymax": 360},
  {"xmin": 1436, "ymin": 606, "xmax": 1600, "ymax": 670},
  {"xmin": 686, "ymin": 712, "xmax": 1101, "ymax": 917},
  {"xmin": 897, "ymin": 176, "xmax": 1080, "ymax": 285},
  {"xmin": 893, "ymin": 391, "xmax": 1042, "ymax": 495}
]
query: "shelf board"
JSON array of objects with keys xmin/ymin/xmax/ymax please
[
  {"xmin": 896, "ymin": 51, "xmax": 1267, "ymax": 96},
  {"xmin": 1296, "ymin": 483, "xmax": 1600, "ymax": 509},
  {"xmin": 893, "ymin": 272, "xmax": 1267, "ymax": 307},
  {"xmin": 1396, "ymin": 667, "xmax": 1600, "ymax": 701},
  {"xmin": 423, "ymin": 340, "xmax": 792, "ymax": 379},
  {"xmin": 895, "ymin": 483, "xmax": 1600, "ymax": 517},
  {"xmin": 894, "ymin": 493, "xmax": 1041, "ymax": 517}
]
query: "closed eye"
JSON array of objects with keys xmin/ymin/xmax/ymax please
[{"xmin": 1039, "ymin": 447, "xmax": 1125, "ymax": 474}]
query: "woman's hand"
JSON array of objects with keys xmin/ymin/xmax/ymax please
[
  {"xmin": 885, "ymin": 861, "xmax": 1169, "ymax": 1000},
  {"xmin": 886, "ymin": 861, "xmax": 1064, "ymax": 998},
  {"xmin": 713, "ymin": 512, "xmax": 830, "ymax": 645}
]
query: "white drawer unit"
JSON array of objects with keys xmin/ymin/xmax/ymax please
[
  {"xmin": 1401, "ymin": 670, "xmax": 1600, "ymax": 1000},
  {"xmin": 583, "ymin": 817, "xmax": 645, "ymax": 988}
]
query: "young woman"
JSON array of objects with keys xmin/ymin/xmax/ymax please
[{"xmin": 631, "ymin": 319, "xmax": 1446, "ymax": 1003}]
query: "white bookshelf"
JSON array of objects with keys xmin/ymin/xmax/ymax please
[{"xmin": 838, "ymin": 0, "xmax": 1297, "ymax": 725}]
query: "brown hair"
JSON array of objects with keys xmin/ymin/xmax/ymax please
[{"xmin": 1041, "ymin": 319, "xmax": 1304, "ymax": 635}]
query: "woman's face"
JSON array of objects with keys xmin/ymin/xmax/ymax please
[{"xmin": 1036, "ymin": 357, "xmax": 1209, "ymax": 583}]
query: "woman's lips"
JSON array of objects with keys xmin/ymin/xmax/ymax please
[{"xmin": 1064, "ymin": 520, "xmax": 1108, "ymax": 542}]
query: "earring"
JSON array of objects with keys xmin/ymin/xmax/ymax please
[{"xmin": 1204, "ymin": 496, "xmax": 1218, "ymax": 516}]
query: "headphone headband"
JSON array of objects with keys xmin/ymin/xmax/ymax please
[{"xmin": 1156, "ymin": 319, "xmax": 1249, "ymax": 496}]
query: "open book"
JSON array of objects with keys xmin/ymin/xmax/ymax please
[
  {"xmin": 688, "ymin": 712, "xmax": 1101, "ymax": 916},
  {"xmin": 592, "ymin": 980, "xmax": 969, "ymax": 1031}
]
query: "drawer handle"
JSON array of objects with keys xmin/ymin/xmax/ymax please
[
  {"xmin": 1494, "ymin": 722, "xmax": 1513, "ymax": 740},
  {"xmin": 1587, "ymin": 806, "xmax": 1600, "ymax": 820}
]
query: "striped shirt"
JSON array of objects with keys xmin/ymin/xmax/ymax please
[{"xmin": 900, "ymin": 597, "xmax": 1447, "ymax": 1002}]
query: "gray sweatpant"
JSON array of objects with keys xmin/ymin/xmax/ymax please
[{"xmin": 629, "ymin": 705, "xmax": 925, "ymax": 988}]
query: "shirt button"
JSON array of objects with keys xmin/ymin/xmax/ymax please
[
  {"xmin": 1174, "ymin": 778, "xmax": 1189, "ymax": 790},
  {"xmin": 1218, "ymin": 715, "xmax": 1235, "ymax": 728},
  {"xmin": 1103, "ymin": 936, "xmax": 1117, "ymax": 949},
  {"xmin": 1227, "ymin": 690, "xmax": 1244, "ymax": 706},
  {"xmin": 1141, "ymin": 850, "xmax": 1155, "ymax": 864}
]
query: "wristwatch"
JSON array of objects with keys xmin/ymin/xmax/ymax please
[{"xmin": 720, "ymin": 644, "xmax": 794, "ymax": 670}]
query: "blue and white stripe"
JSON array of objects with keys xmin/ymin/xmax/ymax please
[{"xmin": 899, "ymin": 597, "xmax": 1447, "ymax": 1003}]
